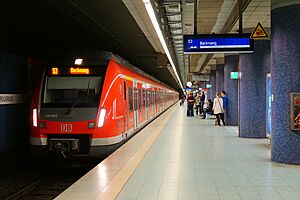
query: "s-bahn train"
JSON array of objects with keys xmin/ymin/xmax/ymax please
[{"xmin": 30, "ymin": 52, "xmax": 178, "ymax": 159}]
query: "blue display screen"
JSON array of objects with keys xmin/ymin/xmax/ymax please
[{"xmin": 184, "ymin": 34, "xmax": 253, "ymax": 54}]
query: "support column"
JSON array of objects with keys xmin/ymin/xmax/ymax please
[
  {"xmin": 271, "ymin": 2, "xmax": 300, "ymax": 164},
  {"xmin": 209, "ymin": 70, "xmax": 216, "ymax": 99},
  {"xmin": 239, "ymin": 40, "xmax": 271, "ymax": 138},
  {"xmin": 224, "ymin": 55, "xmax": 239, "ymax": 126},
  {"xmin": 206, "ymin": 88, "xmax": 210, "ymax": 100},
  {"xmin": 0, "ymin": 51, "xmax": 27, "ymax": 163},
  {"xmin": 216, "ymin": 64, "xmax": 224, "ymax": 93}
]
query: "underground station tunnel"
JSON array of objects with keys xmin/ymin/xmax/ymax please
[{"xmin": 1, "ymin": 0, "xmax": 300, "ymax": 199}]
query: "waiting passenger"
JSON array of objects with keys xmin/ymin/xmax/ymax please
[
  {"xmin": 202, "ymin": 99, "xmax": 213, "ymax": 119},
  {"xmin": 180, "ymin": 95, "xmax": 185, "ymax": 106},
  {"xmin": 186, "ymin": 93, "xmax": 195, "ymax": 117},
  {"xmin": 200, "ymin": 91, "xmax": 206, "ymax": 115},
  {"xmin": 213, "ymin": 92, "xmax": 225, "ymax": 126},
  {"xmin": 194, "ymin": 93, "xmax": 201, "ymax": 115},
  {"xmin": 221, "ymin": 90, "xmax": 228, "ymax": 120}
]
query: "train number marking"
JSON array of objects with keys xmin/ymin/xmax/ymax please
[{"xmin": 61, "ymin": 124, "xmax": 72, "ymax": 132}]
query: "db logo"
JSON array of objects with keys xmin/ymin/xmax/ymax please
[{"xmin": 61, "ymin": 124, "xmax": 72, "ymax": 132}]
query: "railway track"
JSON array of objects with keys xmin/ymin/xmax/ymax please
[{"xmin": 0, "ymin": 166, "xmax": 92, "ymax": 200}]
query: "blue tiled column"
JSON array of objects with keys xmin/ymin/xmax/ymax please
[
  {"xmin": 209, "ymin": 71, "xmax": 216, "ymax": 98},
  {"xmin": 206, "ymin": 89, "xmax": 210, "ymax": 100},
  {"xmin": 271, "ymin": 3, "xmax": 300, "ymax": 164},
  {"xmin": 216, "ymin": 64, "xmax": 224, "ymax": 93},
  {"xmin": 239, "ymin": 40, "xmax": 271, "ymax": 138},
  {"xmin": 224, "ymin": 55, "xmax": 239, "ymax": 126},
  {"xmin": 0, "ymin": 52, "xmax": 27, "ymax": 159}
]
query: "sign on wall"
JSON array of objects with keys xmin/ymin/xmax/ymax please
[
  {"xmin": 0, "ymin": 94, "xmax": 26, "ymax": 105},
  {"xmin": 250, "ymin": 22, "xmax": 268, "ymax": 39},
  {"xmin": 230, "ymin": 72, "xmax": 239, "ymax": 79}
]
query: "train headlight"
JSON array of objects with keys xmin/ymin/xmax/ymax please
[
  {"xmin": 33, "ymin": 109, "xmax": 38, "ymax": 127},
  {"xmin": 97, "ymin": 109, "xmax": 106, "ymax": 128},
  {"xmin": 74, "ymin": 58, "xmax": 83, "ymax": 65}
]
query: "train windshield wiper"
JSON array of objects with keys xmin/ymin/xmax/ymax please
[{"xmin": 65, "ymin": 79, "xmax": 91, "ymax": 114}]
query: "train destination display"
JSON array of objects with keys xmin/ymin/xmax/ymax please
[
  {"xmin": 184, "ymin": 34, "xmax": 253, "ymax": 54},
  {"xmin": 49, "ymin": 66, "xmax": 107, "ymax": 75}
]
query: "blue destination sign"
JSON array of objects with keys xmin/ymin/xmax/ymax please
[{"xmin": 184, "ymin": 34, "xmax": 253, "ymax": 54}]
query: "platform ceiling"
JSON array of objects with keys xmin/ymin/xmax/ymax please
[{"xmin": 0, "ymin": 0, "xmax": 270, "ymax": 91}]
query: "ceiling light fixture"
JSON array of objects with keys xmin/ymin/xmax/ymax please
[{"xmin": 143, "ymin": 0, "xmax": 184, "ymax": 90}]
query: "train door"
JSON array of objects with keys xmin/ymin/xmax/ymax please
[
  {"xmin": 133, "ymin": 81, "xmax": 138, "ymax": 130},
  {"xmin": 159, "ymin": 90, "xmax": 161, "ymax": 113},
  {"xmin": 123, "ymin": 80, "xmax": 128, "ymax": 136},
  {"xmin": 153, "ymin": 90, "xmax": 156, "ymax": 116},
  {"xmin": 145, "ymin": 89, "xmax": 149, "ymax": 120},
  {"xmin": 155, "ymin": 90, "xmax": 158, "ymax": 115},
  {"xmin": 148, "ymin": 89, "xmax": 153, "ymax": 119},
  {"xmin": 152, "ymin": 90, "xmax": 155, "ymax": 117},
  {"xmin": 137, "ymin": 87, "xmax": 144, "ymax": 124},
  {"xmin": 127, "ymin": 82, "xmax": 134, "ymax": 132},
  {"xmin": 162, "ymin": 91, "xmax": 165, "ymax": 111},
  {"xmin": 142, "ymin": 89, "xmax": 147, "ymax": 121}
]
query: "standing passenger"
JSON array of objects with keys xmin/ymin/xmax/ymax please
[
  {"xmin": 213, "ymin": 92, "xmax": 225, "ymax": 126},
  {"xmin": 221, "ymin": 91, "xmax": 228, "ymax": 120},
  {"xmin": 200, "ymin": 91, "xmax": 205, "ymax": 115},
  {"xmin": 180, "ymin": 95, "xmax": 185, "ymax": 106},
  {"xmin": 202, "ymin": 99, "xmax": 213, "ymax": 119},
  {"xmin": 186, "ymin": 93, "xmax": 195, "ymax": 117},
  {"xmin": 194, "ymin": 93, "xmax": 201, "ymax": 115}
]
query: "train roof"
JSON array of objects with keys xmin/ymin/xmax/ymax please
[{"xmin": 76, "ymin": 51, "xmax": 176, "ymax": 92}]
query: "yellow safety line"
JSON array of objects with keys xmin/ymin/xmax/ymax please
[{"xmin": 96, "ymin": 106, "xmax": 177, "ymax": 200}]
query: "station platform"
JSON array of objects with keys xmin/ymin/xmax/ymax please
[{"xmin": 56, "ymin": 104, "xmax": 300, "ymax": 200}]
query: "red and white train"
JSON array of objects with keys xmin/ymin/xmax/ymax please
[{"xmin": 30, "ymin": 52, "xmax": 178, "ymax": 159}]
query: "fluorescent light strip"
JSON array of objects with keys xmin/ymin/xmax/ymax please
[{"xmin": 143, "ymin": 0, "xmax": 184, "ymax": 90}]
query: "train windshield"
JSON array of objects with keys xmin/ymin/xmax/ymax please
[{"xmin": 42, "ymin": 76, "xmax": 103, "ymax": 108}]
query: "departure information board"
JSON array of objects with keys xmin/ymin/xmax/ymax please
[{"xmin": 184, "ymin": 34, "xmax": 253, "ymax": 54}]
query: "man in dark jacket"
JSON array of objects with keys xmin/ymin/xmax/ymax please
[
  {"xmin": 221, "ymin": 91, "xmax": 228, "ymax": 120},
  {"xmin": 200, "ymin": 91, "xmax": 205, "ymax": 115}
]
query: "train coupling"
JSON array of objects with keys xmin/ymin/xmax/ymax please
[{"xmin": 49, "ymin": 138, "xmax": 80, "ymax": 153}]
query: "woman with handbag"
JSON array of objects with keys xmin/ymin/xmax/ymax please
[{"xmin": 212, "ymin": 92, "xmax": 225, "ymax": 126}]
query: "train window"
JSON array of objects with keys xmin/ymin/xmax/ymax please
[
  {"xmin": 123, "ymin": 81, "xmax": 126, "ymax": 100},
  {"xmin": 148, "ymin": 90, "xmax": 152, "ymax": 106},
  {"xmin": 43, "ymin": 76, "xmax": 102, "ymax": 108},
  {"xmin": 134, "ymin": 88, "xmax": 138, "ymax": 111},
  {"xmin": 142, "ymin": 89, "xmax": 146, "ymax": 107},
  {"xmin": 138, "ymin": 89, "xmax": 142, "ymax": 109},
  {"xmin": 146, "ymin": 90, "xmax": 149, "ymax": 107},
  {"xmin": 152, "ymin": 91, "xmax": 154, "ymax": 105},
  {"xmin": 128, "ymin": 87, "xmax": 133, "ymax": 112}
]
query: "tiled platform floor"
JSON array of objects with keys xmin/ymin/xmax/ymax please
[
  {"xmin": 57, "ymin": 104, "xmax": 300, "ymax": 200},
  {"xmin": 117, "ymin": 106, "xmax": 300, "ymax": 200}
]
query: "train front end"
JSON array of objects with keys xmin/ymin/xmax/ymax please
[{"xmin": 30, "ymin": 63, "xmax": 108, "ymax": 159}]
